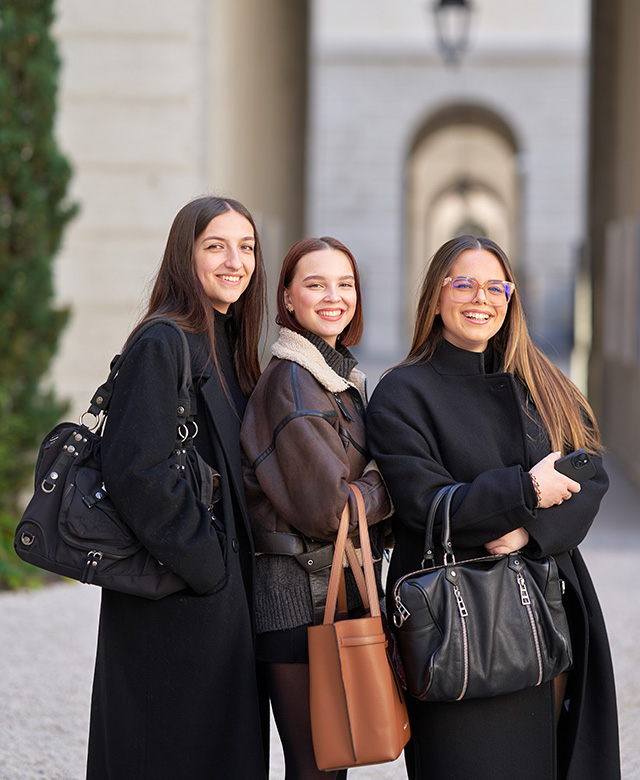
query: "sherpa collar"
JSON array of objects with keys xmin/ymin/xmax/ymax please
[{"xmin": 271, "ymin": 328, "xmax": 367, "ymax": 397}]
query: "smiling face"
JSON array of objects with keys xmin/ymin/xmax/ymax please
[
  {"xmin": 284, "ymin": 247, "xmax": 357, "ymax": 348},
  {"xmin": 436, "ymin": 248, "xmax": 509, "ymax": 352},
  {"xmin": 193, "ymin": 209, "xmax": 256, "ymax": 313}
]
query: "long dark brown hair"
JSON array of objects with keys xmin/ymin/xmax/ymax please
[
  {"xmin": 276, "ymin": 236, "xmax": 364, "ymax": 346},
  {"xmin": 404, "ymin": 235, "xmax": 601, "ymax": 454},
  {"xmin": 139, "ymin": 196, "xmax": 267, "ymax": 395}
]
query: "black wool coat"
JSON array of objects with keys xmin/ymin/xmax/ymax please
[
  {"xmin": 86, "ymin": 322, "xmax": 266, "ymax": 780},
  {"xmin": 367, "ymin": 340, "xmax": 620, "ymax": 780}
]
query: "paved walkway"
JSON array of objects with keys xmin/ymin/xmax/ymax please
[{"xmin": 0, "ymin": 456, "xmax": 638, "ymax": 780}]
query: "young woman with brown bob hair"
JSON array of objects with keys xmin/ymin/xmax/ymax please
[
  {"xmin": 86, "ymin": 196, "xmax": 268, "ymax": 780},
  {"xmin": 367, "ymin": 235, "xmax": 620, "ymax": 780},
  {"xmin": 241, "ymin": 236, "xmax": 390, "ymax": 779}
]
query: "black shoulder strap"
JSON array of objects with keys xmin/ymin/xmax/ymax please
[{"xmin": 86, "ymin": 317, "xmax": 192, "ymax": 423}]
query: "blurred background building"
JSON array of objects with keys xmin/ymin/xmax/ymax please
[
  {"xmin": 51, "ymin": 0, "xmax": 310, "ymax": 415},
  {"xmin": 50, "ymin": 0, "xmax": 640, "ymax": 488},
  {"xmin": 587, "ymin": 0, "xmax": 640, "ymax": 491},
  {"xmin": 308, "ymin": 0, "xmax": 588, "ymax": 384}
]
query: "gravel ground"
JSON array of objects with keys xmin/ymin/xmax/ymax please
[{"xmin": 1, "ymin": 457, "xmax": 638, "ymax": 780}]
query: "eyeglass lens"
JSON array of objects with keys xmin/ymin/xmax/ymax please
[{"xmin": 450, "ymin": 278, "xmax": 512, "ymax": 304}]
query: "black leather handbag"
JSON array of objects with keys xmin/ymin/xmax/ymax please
[
  {"xmin": 14, "ymin": 318, "xmax": 217, "ymax": 599},
  {"xmin": 391, "ymin": 484, "xmax": 573, "ymax": 701}
]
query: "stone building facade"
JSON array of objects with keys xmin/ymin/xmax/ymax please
[
  {"xmin": 51, "ymin": 0, "xmax": 308, "ymax": 419},
  {"xmin": 307, "ymin": 0, "xmax": 589, "ymax": 382}
]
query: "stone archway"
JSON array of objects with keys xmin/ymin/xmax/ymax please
[{"xmin": 405, "ymin": 103, "xmax": 521, "ymax": 322}]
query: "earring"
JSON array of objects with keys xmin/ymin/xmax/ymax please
[{"xmin": 287, "ymin": 304, "xmax": 294, "ymax": 313}]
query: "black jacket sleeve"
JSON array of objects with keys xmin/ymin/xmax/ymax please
[
  {"xmin": 523, "ymin": 455, "xmax": 609, "ymax": 557},
  {"xmin": 367, "ymin": 364, "xmax": 606, "ymax": 556},
  {"xmin": 101, "ymin": 327, "xmax": 225, "ymax": 594},
  {"xmin": 367, "ymin": 407, "xmax": 534, "ymax": 548}
]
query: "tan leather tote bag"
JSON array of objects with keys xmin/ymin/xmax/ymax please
[{"xmin": 308, "ymin": 485, "xmax": 410, "ymax": 771}]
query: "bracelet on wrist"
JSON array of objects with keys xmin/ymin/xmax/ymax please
[{"xmin": 530, "ymin": 473, "xmax": 542, "ymax": 508}]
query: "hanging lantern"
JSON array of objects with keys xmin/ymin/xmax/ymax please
[{"xmin": 433, "ymin": 0, "xmax": 473, "ymax": 66}]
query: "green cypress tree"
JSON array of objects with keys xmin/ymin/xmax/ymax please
[{"xmin": 0, "ymin": 0, "xmax": 78, "ymax": 586}]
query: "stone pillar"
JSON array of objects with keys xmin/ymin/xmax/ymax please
[
  {"xmin": 207, "ymin": 0, "xmax": 309, "ymax": 344},
  {"xmin": 587, "ymin": 0, "xmax": 618, "ymax": 420},
  {"xmin": 588, "ymin": 0, "xmax": 640, "ymax": 486}
]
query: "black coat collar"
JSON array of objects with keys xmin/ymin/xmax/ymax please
[{"xmin": 429, "ymin": 339, "xmax": 504, "ymax": 377}]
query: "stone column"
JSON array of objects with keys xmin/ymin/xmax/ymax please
[
  {"xmin": 207, "ymin": 0, "xmax": 309, "ymax": 345},
  {"xmin": 588, "ymin": 0, "xmax": 640, "ymax": 486}
]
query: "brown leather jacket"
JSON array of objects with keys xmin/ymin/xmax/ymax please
[{"xmin": 240, "ymin": 329, "xmax": 391, "ymax": 554}]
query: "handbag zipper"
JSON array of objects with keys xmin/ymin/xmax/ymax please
[
  {"xmin": 517, "ymin": 572, "xmax": 543, "ymax": 686},
  {"xmin": 452, "ymin": 582, "xmax": 469, "ymax": 700},
  {"xmin": 81, "ymin": 546, "xmax": 162, "ymax": 584}
]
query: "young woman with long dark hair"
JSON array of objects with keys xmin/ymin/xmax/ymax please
[
  {"xmin": 86, "ymin": 196, "xmax": 268, "ymax": 780},
  {"xmin": 367, "ymin": 235, "xmax": 620, "ymax": 780}
]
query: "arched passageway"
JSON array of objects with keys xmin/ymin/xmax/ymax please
[{"xmin": 405, "ymin": 103, "xmax": 521, "ymax": 330}]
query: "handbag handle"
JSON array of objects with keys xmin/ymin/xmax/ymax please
[
  {"xmin": 323, "ymin": 485, "xmax": 380, "ymax": 625},
  {"xmin": 422, "ymin": 483, "xmax": 464, "ymax": 568}
]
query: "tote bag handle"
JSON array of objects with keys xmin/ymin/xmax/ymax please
[{"xmin": 323, "ymin": 485, "xmax": 380, "ymax": 625}]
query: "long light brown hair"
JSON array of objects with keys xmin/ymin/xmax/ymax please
[
  {"xmin": 139, "ymin": 196, "xmax": 267, "ymax": 396},
  {"xmin": 404, "ymin": 235, "xmax": 601, "ymax": 454}
]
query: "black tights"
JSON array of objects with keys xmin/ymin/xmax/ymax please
[{"xmin": 262, "ymin": 662, "xmax": 347, "ymax": 780}]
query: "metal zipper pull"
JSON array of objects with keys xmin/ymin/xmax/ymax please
[
  {"xmin": 454, "ymin": 584, "xmax": 468, "ymax": 617},
  {"xmin": 517, "ymin": 573, "xmax": 531, "ymax": 605},
  {"xmin": 517, "ymin": 571, "xmax": 543, "ymax": 685},
  {"xmin": 393, "ymin": 595, "xmax": 411, "ymax": 627}
]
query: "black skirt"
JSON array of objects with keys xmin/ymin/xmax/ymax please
[{"xmin": 255, "ymin": 625, "xmax": 310, "ymax": 664}]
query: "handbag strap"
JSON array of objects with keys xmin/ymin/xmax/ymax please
[
  {"xmin": 344, "ymin": 539, "xmax": 367, "ymax": 605},
  {"xmin": 85, "ymin": 317, "xmax": 193, "ymax": 425},
  {"xmin": 423, "ymin": 483, "xmax": 464, "ymax": 567},
  {"xmin": 323, "ymin": 485, "xmax": 380, "ymax": 625}
]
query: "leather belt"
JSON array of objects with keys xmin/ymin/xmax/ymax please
[
  {"xmin": 253, "ymin": 531, "xmax": 308, "ymax": 555},
  {"xmin": 253, "ymin": 530, "xmax": 380, "ymax": 624},
  {"xmin": 253, "ymin": 531, "xmax": 335, "ymax": 623}
]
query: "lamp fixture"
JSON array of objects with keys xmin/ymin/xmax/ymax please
[{"xmin": 432, "ymin": 0, "xmax": 473, "ymax": 66}]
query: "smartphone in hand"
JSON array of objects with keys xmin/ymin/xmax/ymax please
[{"xmin": 554, "ymin": 449, "xmax": 596, "ymax": 482}]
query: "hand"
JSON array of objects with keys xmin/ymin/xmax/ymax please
[
  {"xmin": 529, "ymin": 452, "xmax": 581, "ymax": 509},
  {"xmin": 485, "ymin": 527, "xmax": 529, "ymax": 555}
]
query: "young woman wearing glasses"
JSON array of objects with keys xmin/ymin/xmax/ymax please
[{"xmin": 367, "ymin": 235, "xmax": 620, "ymax": 780}]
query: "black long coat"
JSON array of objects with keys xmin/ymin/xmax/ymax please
[
  {"xmin": 86, "ymin": 322, "xmax": 266, "ymax": 780},
  {"xmin": 367, "ymin": 340, "xmax": 620, "ymax": 780}
]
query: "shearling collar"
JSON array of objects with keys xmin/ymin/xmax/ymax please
[{"xmin": 271, "ymin": 328, "xmax": 367, "ymax": 397}]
